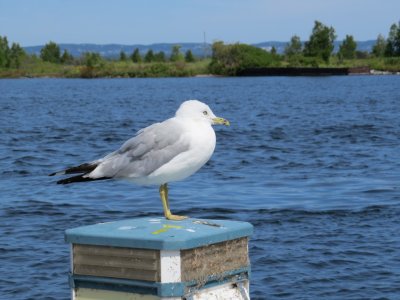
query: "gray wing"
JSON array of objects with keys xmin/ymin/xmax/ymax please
[{"xmin": 89, "ymin": 119, "xmax": 190, "ymax": 179}]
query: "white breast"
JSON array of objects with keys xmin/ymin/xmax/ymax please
[{"xmin": 142, "ymin": 120, "xmax": 216, "ymax": 185}]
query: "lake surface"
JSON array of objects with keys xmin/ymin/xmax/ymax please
[{"xmin": 1, "ymin": 76, "xmax": 400, "ymax": 299}]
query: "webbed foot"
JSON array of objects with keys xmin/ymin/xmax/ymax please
[{"xmin": 165, "ymin": 213, "xmax": 188, "ymax": 221}]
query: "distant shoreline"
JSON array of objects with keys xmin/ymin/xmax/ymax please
[{"xmin": 1, "ymin": 67, "xmax": 399, "ymax": 79}]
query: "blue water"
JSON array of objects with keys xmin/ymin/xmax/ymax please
[{"xmin": 1, "ymin": 76, "xmax": 400, "ymax": 299}]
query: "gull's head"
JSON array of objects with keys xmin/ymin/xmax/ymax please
[{"xmin": 176, "ymin": 100, "xmax": 230, "ymax": 126}]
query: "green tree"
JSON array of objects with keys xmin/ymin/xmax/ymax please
[
  {"xmin": 9, "ymin": 43, "xmax": 25, "ymax": 68},
  {"xmin": 338, "ymin": 35, "xmax": 357, "ymax": 59},
  {"xmin": 154, "ymin": 51, "xmax": 166, "ymax": 62},
  {"xmin": 372, "ymin": 34, "xmax": 386, "ymax": 57},
  {"xmin": 303, "ymin": 20, "xmax": 336, "ymax": 63},
  {"xmin": 119, "ymin": 50, "xmax": 127, "ymax": 61},
  {"xmin": 385, "ymin": 23, "xmax": 397, "ymax": 56},
  {"xmin": 395, "ymin": 23, "xmax": 400, "ymax": 56},
  {"xmin": 144, "ymin": 49, "xmax": 154, "ymax": 62},
  {"xmin": 385, "ymin": 22, "xmax": 400, "ymax": 56},
  {"xmin": 209, "ymin": 41, "xmax": 280, "ymax": 75},
  {"xmin": 80, "ymin": 52, "xmax": 103, "ymax": 78},
  {"xmin": 83, "ymin": 52, "xmax": 102, "ymax": 67},
  {"xmin": 284, "ymin": 35, "xmax": 302, "ymax": 57},
  {"xmin": 0, "ymin": 36, "xmax": 10, "ymax": 67},
  {"xmin": 130, "ymin": 48, "xmax": 142, "ymax": 63},
  {"xmin": 170, "ymin": 45, "xmax": 183, "ymax": 62},
  {"xmin": 60, "ymin": 49, "xmax": 74, "ymax": 64},
  {"xmin": 40, "ymin": 41, "xmax": 61, "ymax": 63},
  {"xmin": 185, "ymin": 49, "xmax": 195, "ymax": 62}
]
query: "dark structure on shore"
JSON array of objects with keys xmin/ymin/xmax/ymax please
[{"xmin": 237, "ymin": 67, "xmax": 370, "ymax": 76}]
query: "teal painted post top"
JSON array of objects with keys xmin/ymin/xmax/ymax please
[{"xmin": 65, "ymin": 217, "xmax": 253, "ymax": 250}]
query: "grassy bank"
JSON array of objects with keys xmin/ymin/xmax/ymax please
[
  {"xmin": 0, "ymin": 59, "xmax": 212, "ymax": 79},
  {"xmin": 332, "ymin": 57, "xmax": 400, "ymax": 72},
  {"xmin": 285, "ymin": 56, "xmax": 400, "ymax": 72}
]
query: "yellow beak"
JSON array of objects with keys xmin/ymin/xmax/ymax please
[{"xmin": 212, "ymin": 117, "xmax": 230, "ymax": 126}]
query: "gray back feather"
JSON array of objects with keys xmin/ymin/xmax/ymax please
[{"xmin": 94, "ymin": 119, "xmax": 190, "ymax": 179}]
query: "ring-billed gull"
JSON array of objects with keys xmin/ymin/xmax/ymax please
[{"xmin": 50, "ymin": 100, "xmax": 230, "ymax": 220}]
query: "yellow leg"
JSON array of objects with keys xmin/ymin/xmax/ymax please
[{"xmin": 159, "ymin": 183, "xmax": 187, "ymax": 221}]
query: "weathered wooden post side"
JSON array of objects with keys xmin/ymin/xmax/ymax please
[{"xmin": 65, "ymin": 217, "xmax": 253, "ymax": 299}]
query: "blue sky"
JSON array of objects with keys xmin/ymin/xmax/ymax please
[{"xmin": 0, "ymin": 0, "xmax": 399, "ymax": 46}]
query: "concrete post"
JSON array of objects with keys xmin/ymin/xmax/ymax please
[{"xmin": 66, "ymin": 217, "xmax": 253, "ymax": 299}]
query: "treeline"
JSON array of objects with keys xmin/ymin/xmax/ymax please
[
  {"xmin": 37, "ymin": 42, "xmax": 198, "ymax": 65},
  {"xmin": 210, "ymin": 20, "xmax": 400, "ymax": 75},
  {"xmin": 125, "ymin": 45, "xmax": 196, "ymax": 63},
  {"xmin": 0, "ymin": 38, "xmax": 205, "ymax": 78},
  {"xmin": 284, "ymin": 20, "xmax": 400, "ymax": 62},
  {"xmin": 0, "ymin": 39, "xmax": 198, "ymax": 67},
  {"xmin": 1, "ymin": 20, "xmax": 400, "ymax": 78}
]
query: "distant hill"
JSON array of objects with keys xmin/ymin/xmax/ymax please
[{"xmin": 23, "ymin": 40, "xmax": 377, "ymax": 58}]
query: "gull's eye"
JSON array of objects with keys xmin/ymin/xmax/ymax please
[{"xmin": 203, "ymin": 110, "xmax": 208, "ymax": 115}]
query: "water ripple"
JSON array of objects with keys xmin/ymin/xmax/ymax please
[{"xmin": 1, "ymin": 77, "xmax": 400, "ymax": 299}]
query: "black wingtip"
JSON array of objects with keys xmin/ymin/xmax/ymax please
[
  {"xmin": 50, "ymin": 163, "xmax": 98, "ymax": 177},
  {"xmin": 56, "ymin": 174, "xmax": 111, "ymax": 185}
]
